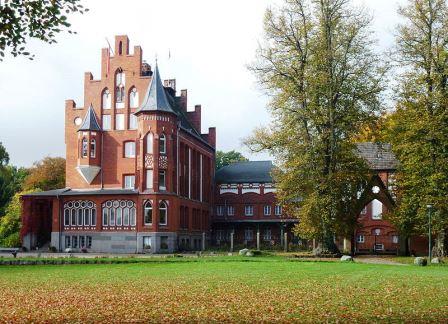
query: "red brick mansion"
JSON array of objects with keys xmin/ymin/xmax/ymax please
[{"xmin": 20, "ymin": 36, "xmax": 428, "ymax": 255}]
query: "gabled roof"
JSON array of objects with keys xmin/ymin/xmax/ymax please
[
  {"xmin": 216, "ymin": 161, "xmax": 274, "ymax": 184},
  {"xmin": 356, "ymin": 142, "xmax": 398, "ymax": 171},
  {"xmin": 135, "ymin": 63, "xmax": 177, "ymax": 115},
  {"xmin": 78, "ymin": 104, "xmax": 102, "ymax": 132}
]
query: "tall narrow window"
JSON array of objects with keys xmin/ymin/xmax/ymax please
[
  {"xmin": 245, "ymin": 205, "xmax": 254, "ymax": 216},
  {"xmin": 146, "ymin": 170, "xmax": 153, "ymax": 190},
  {"xmin": 129, "ymin": 114, "xmax": 138, "ymax": 130},
  {"xmin": 371, "ymin": 199, "xmax": 383, "ymax": 220},
  {"xmin": 146, "ymin": 133, "xmax": 153, "ymax": 154},
  {"xmin": 129, "ymin": 87, "xmax": 139, "ymax": 108},
  {"xmin": 124, "ymin": 142, "xmax": 136, "ymax": 158},
  {"xmin": 64, "ymin": 209, "xmax": 70, "ymax": 226},
  {"xmin": 144, "ymin": 201, "xmax": 152, "ymax": 225},
  {"xmin": 130, "ymin": 207, "xmax": 136, "ymax": 226},
  {"xmin": 116, "ymin": 208, "xmax": 123, "ymax": 226},
  {"xmin": 102, "ymin": 115, "xmax": 111, "ymax": 130},
  {"xmin": 159, "ymin": 134, "xmax": 166, "ymax": 154},
  {"xmin": 159, "ymin": 171, "xmax": 166, "ymax": 190},
  {"xmin": 115, "ymin": 69, "xmax": 125, "ymax": 107},
  {"xmin": 116, "ymin": 114, "xmax": 125, "ymax": 130},
  {"xmin": 102, "ymin": 208, "xmax": 109, "ymax": 226},
  {"xmin": 90, "ymin": 139, "xmax": 96, "ymax": 158},
  {"xmin": 159, "ymin": 201, "xmax": 167, "ymax": 225},
  {"xmin": 264, "ymin": 205, "xmax": 271, "ymax": 216},
  {"xmin": 102, "ymin": 89, "xmax": 111, "ymax": 109},
  {"xmin": 274, "ymin": 205, "xmax": 282, "ymax": 216},
  {"xmin": 81, "ymin": 138, "xmax": 88, "ymax": 158}
]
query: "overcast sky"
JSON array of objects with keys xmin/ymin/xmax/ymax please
[{"xmin": 0, "ymin": 0, "xmax": 406, "ymax": 167}]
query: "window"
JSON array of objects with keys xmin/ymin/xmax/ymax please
[
  {"xmin": 146, "ymin": 170, "xmax": 153, "ymax": 190},
  {"xmin": 159, "ymin": 201, "xmax": 168, "ymax": 225},
  {"xmin": 374, "ymin": 243, "xmax": 384, "ymax": 251},
  {"xmin": 144, "ymin": 201, "xmax": 152, "ymax": 225},
  {"xmin": 124, "ymin": 175, "xmax": 135, "ymax": 189},
  {"xmin": 160, "ymin": 236, "xmax": 168, "ymax": 250},
  {"xmin": 86, "ymin": 236, "xmax": 92, "ymax": 248},
  {"xmin": 146, "ymin": 133, "xmax": 153, "ymax": 154},
  {"xmin": 124, "ymin": 141, "xmax": 136, "ymax": 158},
  {"xmin": 244, "ymin": 228, "xmax": 253, "ymax": 241},
  {"xmin": 245, "ymin": 205, "xmax": 254, "ymax": 216},
  {"xmin": 102, "ymin": 115, "xmax": 111, "ymax": 130},
  {"xmin": 116, "ymin": 114, "xmax": 125, "ymax": 130},
  {"xmin": 80, "ymin": 235, "xmax": 85, "ymax": 248},
  {"xmin": 64, "ymin": 209, "xmax": 70, "ymax": 226},
  {"xmin": 371, "ymin": 199, "xmax": 383, "ymax": 219},
  {"xmin": 129, "ymin": 114, "xmax": 137, "ymax": 130},
  {"xmin": 264, "ymin": 205, "xmax": 271, "ymax": 216},
  {"xmin": 216, "ymin": 206, "xmax": 224, "ymax": 216},
  {"xmin": 115, "ymin": 70, "xmax": 125, "ymax": 106},
  {"xmin": 227, "ymin": 205, "xmax": 235, "ymax": 216},
  {"xmin": 216, "ymin": 230, "xmax": 224, "ymax": 241},
  {"xmin": 159, "ymin": 134, "xmax": 166, "ymax": 154},
  {"xmin": 357, "ymin": 235, "xmax": 365, "ymax": 243},
  {"xmin": 360, "ymin": 206, "xmax": 367, "ymax": 215},
  {"xmin": 274, "ymin": 205, "xmax": 282, "ymax": 216},
  {"xmin": 392, "ymin": 235, "xmax": 399, "ymax": 244},
  {"xmin": 143, "ymin": 236, "xmax": 152, "ymax": 250},
  {"xmin": 159, "ymin": 171, "xmax": 166, "ymax": 190},
  {"xmin": 90, "ymin": 139, "xmax": 96, "ymax": 158},
  {"xmin": 102, "ymin": 200, "xmax": 136, "ymax": 228},
  {"xmin": 63, "ymin": 200, "xmax": 96, "ymax": 227},
  {"xmin": 65, "ymin": 236, "xmax": 71, "ymax": 248},
  {"xmin": 102, "ymin": 89, "xmax": 111, "ymax": 109},
  {"xmin": 72, "ymin": 236, "xmax": 78, "ymax": 249},
  {"xmin": 129, "ymin": 87, "xmax": 139, "ymax": 108},
  {"xmin": 81, "ymin": 138, "xmax": 88, "ymax": 158},
  {"xmin": 263, "ymin": 228, "xmax": 272, "ymax": 241}
]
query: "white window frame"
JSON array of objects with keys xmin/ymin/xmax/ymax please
[
  {"xmin": 159, "ymin": 134, "xmax": 167, "ymax": 154},
  {"xmin": 124, "ymin": 175, "xmax": 135, "ymax": 189},
  {"xmin": 115, "ymin": 113, "xmax": 125, "ymax": 130},
  {"xmin": 274, "ymin": 205, "xmax": 282, "ymax": 216},
  {"xmin": 124, "ymin": 141, "xmax": 136, "ymax": 158},
  {"xmin": 144, "ymin": 201, "xmax": 152, "ymax": 225},
  {"xmin": 244, "ymin": 228, "xmax": 253, "ymax": 241},
  {"xmin": 227, "ymin": 205, "xmax": 234, "ymax": 216},
  {"xmin": 129, "ymin": 87, "xmax": 139, "ymax": 108},
  {"xmin": 371, "ymin": 199, "xmax": 383, "ymax": 220},
  {"xmin": 392, "ymin": 235, "xmax": 399, "ymax": 244},
  {"xmin": 129, "ymin": 114, "xmax": 138, "ymax": 130},
  {"xmin": 146, "ymin": 133, "xmax": 153, "ymax": 154},
  {"xmin": 245, "ymin": 205, "xmax": 254, "ymax": 216},
  {"xmin": 159, "ymin": 201, "xmax": 168, "ymax": 226},
  {"xmin": 159, "ymin": 170, "xmax": 166, "ymax": 191},
  {"xmin": 357, "ymin": 235, "xmax": 365, "ymax": 243},
  {"xmin": 102, "ymin": 115, "xmax": 111, "ymax": 131},
  {"xmin": 146, "ymin": 169, "xmax": 153, "ymax": 190},
  {"xmin": 102, "ymin": 89, "xmax": 111, "ymax": 110},
  {"xmin": 216, "ymin": 206, "xmax": 224, "ymax": 216},
  {"xmin": 264, "ymin": 205, "xmax": 271, "ymax": 216}
]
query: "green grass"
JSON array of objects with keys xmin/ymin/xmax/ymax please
[{"xmin": 0, "ymin": 257, "xmax": 447, "ymax": 322}]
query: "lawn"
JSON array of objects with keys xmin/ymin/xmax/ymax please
[{"xmin": 0, "ymin": 257, "xmax": 447, "ymax": 322}]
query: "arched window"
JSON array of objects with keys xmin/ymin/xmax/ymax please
[
  {"xmin": 129, "ymin": 87, "xmax": 139, "ymax": 108},
  {"xmin": 102, "ymin": 88, "xmax": 111, "ymax": 109},
  {"xmin": 159, "ymin": 201, "xmax": 168, "ymax": 225},
  {"xmin": 115, "ymin": 69, "xmax": 125, "ymax": 106},
  {"xmin": 63, "ymin": 200, "xmax": 96, "ymax": 228},
  {"xmin": 371, "ymin": 199, "xmax": 383, "ymax": 220},
  {"xmin": 102, "ymin": 200, "xmax": 136, "ymax": 228},
  {"xmin": 159, "ymin": 134, "xmax": 166, "ymax": 154},
  {"xmin": 81, "ymin": 138, "xmax": 88, "ymax": 158},
  {"xmin": 144, "ymin": 201, "xmax": 152, "ymax": 225},
  {"xmin": 90, "ymin": 139, "xmax": 96, "ymax": 158},
  {"xmin": 146, "ymin": 133, "xmax": 153, "ymax": 154}
]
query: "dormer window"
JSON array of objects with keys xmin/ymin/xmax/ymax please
[
  {"xmin": 159, "ymin": 134, "xmax": 166, "ymax": 154},
  {"xmin": 81, "ymin": 138, "xmax": 88, "ymax": 158}
]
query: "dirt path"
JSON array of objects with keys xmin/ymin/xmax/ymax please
[{"xmin": 355, "ymin": 257, "xmax": 407, "ymax": 266}]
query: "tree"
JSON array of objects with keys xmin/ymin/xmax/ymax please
[
  {"xmin": 23, "ymin": 157, "xmax": 65, "ymax": 191},
  {"xmin": 0, "ymin": 142, "xmax": 9, "ymax": 167},
  {"xmin": 0, "ymin": 189, "xmax": 39, "ymax": 247},
  {"xmin": 246, "ymin": 0, "xmax": 386, "ymax": 252},
  {"xmin": 216, "ymin": 150, "xmax": 248, "ymax": 170},
  {"xmin": 385, "ymin": 0, "xmax": 448, "ymax": 254},
  {"xmin": 0, "ymin": 0, "xmax": 88, "ymax": 60}
]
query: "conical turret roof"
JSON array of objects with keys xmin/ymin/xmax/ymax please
[
  {"xmin": 78, "ymin": 104, "xmax": 102, "ymax": 132},
  {"xmin": 135, "ymin": 63, "xmax": 177, "ymax": 115}
]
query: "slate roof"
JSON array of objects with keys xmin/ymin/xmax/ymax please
[
  {"xmin": 356, "ymin": 142, "xmax": 398, "ymax": 171},
  {"xmin": 215, "ymin": 161, "xmax": 274, "ymax": 184},
  {"xmin": 135, "ymin": 63, "xmax": 177, "ymax": 115},
  {"xmin": 22, "ymin": 189, "xmax": 138, "ymax": 197},
  {"xmin": 78, "ymin": 104, "xmax": 102, "ymax": 132}
]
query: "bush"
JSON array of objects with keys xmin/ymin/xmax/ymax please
[{"xmin": 48, "ymin": 246, "xmax": 57, "ymax": 253}]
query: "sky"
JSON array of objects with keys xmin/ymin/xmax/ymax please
[{"xmin": 0, "ymin": 0, "xmax": 406, "ymax": 167}]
